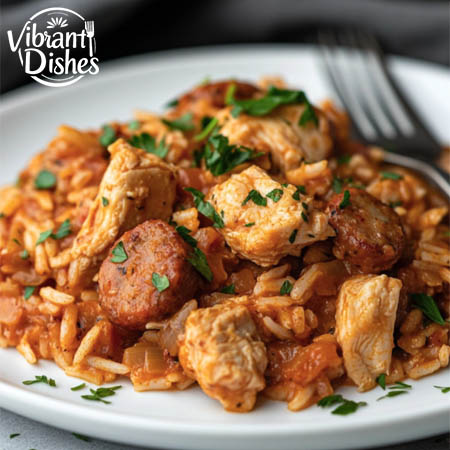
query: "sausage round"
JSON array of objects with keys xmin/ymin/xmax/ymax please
[
  {"xmin": 326, "ymin": 188, "xmax": 405, "ymax": 273},
  {"xmin": 98, "ymin": 219, "xmax": 200, "ymax": 330}
]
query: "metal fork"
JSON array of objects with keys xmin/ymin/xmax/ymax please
[
  {"xmin": 85, "ymin": 21, "xmax": 95, "ymax": 58},
  {"xmin": 318, "ymin": 29, "xmax": 450, "ymax": 197}
]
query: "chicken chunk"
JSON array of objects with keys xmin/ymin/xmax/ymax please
[
  {"xmin": 69, "ymin": 139, "xmax": 176, "ymax": 287},
  {"xmin": 326, "ymin": 188, "xmax": 405, "ymax": 273},
  {"xmin": 217, "ymin": 104, "xmax": 333, "ymax": 172},
  {"xmin": 335, "ymin": 274, "xmax": 402, "ymax": 391},
  {"xmin": 207, "ymin": 165, "xmax": 334, "ymax": 266},
  {"xmin": 178, "ymin": 303, "xmax": 267, "ymax": 412}
]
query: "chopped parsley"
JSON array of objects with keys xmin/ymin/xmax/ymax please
[
  {"xmin": 35, "ymin": 230, "xmax": 53, "ymax": 246},
  {"xmin": 377, "ymin": 390, "xmax": 409, "ymax": 401},
  {"xmin": 81, "ymin": 385, "xmax": 122, "ymax": 404},
  {"xmin": 242, "ymin": 189, "xmax": 267, "ymax": 207},
  {"xmin": 184, "ymin": 187, "xmax": 224, "ymax": 228},
  {"xmin": 53, "ymin": 219, "xmax": 71, "ymax": 240},
  {"xmin": 165, "ymin": 98, "xmax": 179, "ymax": 108},
  {"xmin": 35, "ymin": 170, "xmax": 57, "ymax": 190},
  {"xmin": 128, "ymin": 119, "xmax": 140, "ymax": 130},
  {"xmin": 434, "ymin": 385, "xmax": 450, "ymax": 394},
  {"xmin": 20, "ymin": 249, "xmax": 29, "ymax": 260},
  {"xmin": 102, "ymin": 197, "xmax": 109, "ymax": 206},
  {"xmin": 23, "ymin": 375, "xmax": 56, "ymax": 387},
  {"xmin": 9, "ymin": 433, "xmax": 20, "ymax": 439},
  {"xmin": 411, "ymin": 293, "xmax": 445, "ymax": 325},
  {"xmin": 194, "ymin": 117, "xmax": 219, "ymax": 141},
  {"xmin": 389, "ymin": 381, "xmax": 412, "ymax": 390},
  {"xmin": 266, "ymin": 188, "xmax": 283, "ymax": 203},
  {"xmin": 162, "ymin": 113, "xmax": 195, "ymax": 131},
  {"xmin": 244, "ymin": 222, "xmax": 255, "ymax": 227},
  {"xmin": 381, "ymin": 171, "xmax": 403, "ymax": 180},
  {"xmin": 301, "ymin": 211, "xmax": 309, "ymax": 223},
  {"xmin": 377, "ymin": 381, "xmax": 412, "ymax": 400},
  {"xmin": 129, "ymin": 132, "xmax": 169, "ymax": 159},
  {"xmin": 72, "ymin": 433, "xmax": 91, "ymax": 442},
  {"xmin": 176, "ymin": 225, "xmax": 198, "ymax": 247},
  {"xmin": 280, "ymin": 280, "xmax": 293, "ymax": 295},
  {"xmin": 152, "ymin": 273, "xmax": 170, "ymax": 292},
  {"xmin": 302, "ymin": 202, "xmax": 309, "ymax": 211},
  {"xmin": 201, "ymin": 134, "xmax": 263, "ymax": 176},
  {"xmin": 71, "ymin": 383, "xmax": 86, "ymax": 391},
  {"xmin": 24, "ymin": 286, "xmax": 35, "ymax": 300},
  {"xmin": 339, "ymin": 190, "xmax": 351, "ymax": 209},
  {"xmin": 13, "ymin": 238, "xmax": 21, "ymax": 246},
  {"xmin": 298, "ymin": 100, "xmax": 319, "ymax": 127},
  {"xmin": 0, "ymin": 213, "xmax": 4, "ymax": 218},
  {"xmin": 187, "ymin": 247, "xmax": 213, "ymax": 282},
  {"xmin": 111, "ymin": 241, "xmax": 128, "ymax": 263},
  {"xmin": 317, "ymin": 394, "xmax": 367, "ymax": 415},
  {"xmin": 220, "ymin": 284, "xmax": 235, "ymax": 294},
  {"xmin": 99, "ymin": 125, "xmax": 116, "ymax": 147},
  {"xmin": 289, "ymin": 229, "xmax": 298, "ymax": 244},
  {"xmin": 332, "ymin": 177, "xmax": 343, "ymax": 194},
  {"xmin": 292, "ymin": 185, "xmax": 306, "ymax": 200},
  {"xmin": 337, "ymin": 154, "xmax": 352, "ymax": 165},
  {"xmin": 389, "ymin": 201, "xmax": 403, "ymax": 208},
  {"xmin": 376, "ymin": 374, "xmax": 386, "ymax": 390}
]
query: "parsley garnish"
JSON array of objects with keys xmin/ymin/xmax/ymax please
[
  {"xmin": 339, "ymin": 190, "xmax": 351, "ymax": 209},
  {"xmin": 221, "ymin": 284, "xmax": 235, "ymax": 294},
  {"xmin": 298, "ymin": 101, "xmax": 319, "ymax": 127},
  {"xmin": 72, "ymin": 433, "xmax": 91, "ymax": 442},
  {"xmin": 434, "ymin": 385, "xmax": 450, "ymax": 394},
  {"xmin": 35, "ymin": 230, "xmax": 53, "ymax": 246},
  {"xmin": 81, "ymin": 385, "xmax": 122, "ymax": 404},
  {"xmin": 102, "ymin": 197, "xmax": 109, "ymax": 206},
  {"xmin": 244, "ymin": 222, "xmax": 255, "ymax": 227},
  {"xmin": 292, "ymin": 185, "xmax": 306, "ymax": 200},
  {"xmin": 381, "ymin": 171, "xmax": 403, "ymax": 180},
  {"xmin": 317, "ymin": 394, "xmax": 367, "ymax": 415},
  {"xmin": 20, "ymin": 249, "xmax": 29, "ymax": 260},
  {"xmin": 165, "ymin": 98, "xmax": 179, "ymax": 108},
  {"xmin": 162, "ymin": 113, "xmax": 194, "ymax": 131},
  {"xmin": 337, "ymin": 154, "xmax": 352, "ymax": 165},
  {"xmin": 280, "ymin": 280, "xmax": 293, "ymax": 295},
  {"xmin": 202, "ymin": 134, "xmax": 263, "ymax": 176},
  {"xmin": 111, "ymin": 241, "xmax": 128, "ymax": 263},
  {"xmin": 24, "ymin": 286, "xmax": 35, "ymax": 300},
  {"xmin": 187, "ymin": 247, "xmax": 213, "ymax": 282},
  {"xmin": 23, "ymin": 375, "xmax": 56, "ymax": 387},
  {"xmin": 9, "ymin": 433, "xmax": 20, "ymax": 439},
  {"xmin": 53, "ymin": 219, "xmax": 71, "ymax": 240},
  {"xmin": 129, "ymin": 133, "xmax": 169, "ymax": 159},
  {"xmin": 195, "ymin": 117, "xmax": 219, "ymax": 141},
  {"xmin": 377, "ymin": 390, "xmax": 408, "ymax": 400},
  {"xmin": 389, "ymin": 201, "xmax": 402, "ymax": 208},
  {"xmin": 152, "ymin": 273, "xmax": 170, "ymax": 292},
  {"xmin": 184, "ymin": 187, "xmax": 224, "ymax": 228},
  {"xmin": 99, "ymin": 125, "xmax": 116, "ymax": 147},
  {"xmin": 35, "ymin": 170, "xmax": 56, "ymax": 190},
  {"xmin": 377, "ymin": 381, "xmax": 412, "ymax": 400},
  {"xmin": 266, "ymin": 189, "xmax": 283, "ymax": 203},
  {"xmin": 411, "ymin": 293, "xmax": 445, "ymax": 325},
  {"xmin": 176, "ymin": 225, "xmax": 198, "ymax": 247},
  {"xmin": 242, "ymin": 189, "xmax": 267, "ymax": 207},
  {"xmin": 0, "ymin": 213, "xmax": 4, "ymax": 218},
  {"xmin": 376, "ymin": 374, "xmax": 386, "ymax": 390},
  {"xmin": 289, "ymin": 229, "xmax": 298, "ymax": 244},
  {"xmin": 71, "ymin": 383, "xmax": 86, "ymax": 391},
  {"xmin": 332, "ymin": 177, "xmax": 343, "ymax": 194},
  {"xmin": 301, "ymin": 211, "xmax": 309, "ymax": 223},
  {"xmin": 128, "ymin": 119, "xmax": 140, "ymax": 130}
]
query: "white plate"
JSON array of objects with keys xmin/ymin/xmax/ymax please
[{"xmin": 0, "ymin": 45, "xmax": 449, "ymax": 450}]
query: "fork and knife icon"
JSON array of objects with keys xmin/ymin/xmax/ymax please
[{"xmin": 84, "ymin": 20, "xmax": 95, "ymax": 57}]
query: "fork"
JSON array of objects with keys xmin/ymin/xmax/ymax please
[
  {"xmin": 85, "ymin": 21, "xmax": 95, "ymax": 58},
  {"xmin": 317, "ymin": 29, "xmax": 450, "ymax": 197}
]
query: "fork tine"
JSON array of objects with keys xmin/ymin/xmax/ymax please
[{"xmin": 318, "ymin": 30, "xmax": 377, "ymax": 141}]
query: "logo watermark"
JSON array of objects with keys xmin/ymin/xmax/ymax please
[{"xmin": 7, "ymin": 7, "xmax": 99, "ymax": 87}]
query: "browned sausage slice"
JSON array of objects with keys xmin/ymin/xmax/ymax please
[
  {"xmin": 98, "ymin": 220, "xmax": 200, "ymax": 330},
  {"xmin": 326, "ymin": 188, "xmax": 405, "ymax": 273}
]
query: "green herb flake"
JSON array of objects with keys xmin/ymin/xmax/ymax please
[
  {"xmin": 102, "ymin": 197, "xmax": 109, "ymax": 207},
  {"xmin": 165, "ymin": 98, "xmax": 179, "ymax": 108},
  {"xmin": 339, "ymin": 190, "xmax": 351, "ymax": 209},
  {"xmin": 187, "ymin": 247, "xmax": 213, "ymax": 282},
  {"xmin": 337, "ymin": 154, "xmax": 352, "ymax": 165},
  {"xmin": 301, "ymin": 211, "xmax": 309, "ymax": 223},
  {"xmin": 129, "ymin": 132, "xmax": 169, "ymax": 159},
  {"xmin": 20, "ymin": 249, "xmax": 29, "ymax": 260},
  {"xmin": 242, "ymin": 189, "xmax": 267, "ymax": 207},
  {"xmin": 266, "ymin": 189, "xmax": 283, "ymax": 203},
  {"xmin": 12, "ymin": 238, "xmax": 21, "ymax": 246},
  {"xmin": 377, "ymin": 390, "xmax": 409, "ymax": 401},
  {"xmin": 411, "ymin": 293, "xmax": 445, "ymax": 325},
  {"xmin": 332, "ymin": 177, "xmax": 343, "ymax": 194},
  {"xmin": 23, "ymin": 375, "xmax": 56, "ymax": 387},
  {"xmin": 298, "ymin": 101, "xmax": 319, "ymax": 127},
  {"xmin": 317, "ymin": 394, "xmax": 344, "ymax": 407},
  {"xmin": 317, "ymin": 394, "xmax": 367, "ymax": 415},
  {"xmin": 289, "ymin": 229, "xmax": 298, "ymax": 244},
  {"xmin": 24, "ymin": 286, "xmax": 35, "ymax": 300},
  {"xmin": 389, "ymin": 201, "xmax": 403, "ymax": 208},
  {"xmin": 9, "ymin": 433, "xmax": 20, "ymax": 439},
  {"xmin": 128, "ymin": 119, "xmax": 140, "ymax": 130},
  {"xmin": 81, "ymin": 385, "xmax": 121, "ymax": 404},
  {"xmin": 292, "ymin": 185, "xmax": 306, "ymax": 200},
  {"xmin": 72, "ymin": 433, "xmax": 92, "ymax": 442},
  {"xmin": 71, "ymin": 383, "xmax": 86, "ymax": 391},
  {"xmin": 176, "ymin": 225, "xmax": 198, "ymax": 247},
  {"xmin": 111, "ymin": 241, "xmax": 128, "ymax": 263},
  {"xmin": 53, "ymin": 219, "xmax": 71, "ymax": 240},
  {"xmin": 280, "ymin": 280, "xmax": 293, "ymax": 295},
  {"xmin": 162, "ymin": 113, "xmax": 195, "ymax": 132},
  {"xmin": 35, "ymin": 229, "xmax": 53, "ymax": 246},
  {"xmin": 35, "ymin": 170, "xmax": 57, "ymax": 190},
  {"xmin": 389, "ymin": 381, "xmax": 412, "ymax": 390},
  {"xmin": 244, "ymin": 222, "xmax": 255, "ymax": 227},
  {"xmin": 376, "ymin": 374, "xmax": 386, "ymax": 390},
  {"xmin": 99, "ymin": 125, "xmax": 117, "ymax": 147},
  {"xmin": 194, "ymin": 117, "xmax": 219, "ymax": 141},
  {"xmin": 220, "ymin": 284, "xmax": 235, "ymax": 294},
  {"xmin": 185, "ymin": 187, "xmax": 224, "ymax": 228},
  {"xmin": 381, "ymin": 171, "xmax": 403, "ymax": 181},
  {"xmin": 434, "ymin": 385, "xmax": 450, "ymax": 394},
  {"xmin": 0, "ymin": 213, "xmax": 4, "ymax": 218},
  {"xmin": 152, "ymin": 273, "xmax": 170, "ymax": 293}
]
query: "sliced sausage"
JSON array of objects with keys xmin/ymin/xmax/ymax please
[
  {"xmin": 98, "ymin": 219, "xmax": 200, "ymax": 330},
  {"xmin": 326, "ymin": 188, "xmax": 405, "ymax": 273}
]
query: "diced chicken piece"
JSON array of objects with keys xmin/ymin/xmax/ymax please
[
  {"xmin": 207, "ymin": 165, "xmax": 334, "ymax": 266},
  {"xmin": 217, "ymin": 104, "xmax": 333, "ymax": 172},
  {"xmin": 69, "ymin": 139, "xmax": 176, "ymax": 287},
  {"xmin": 178, "ymin": 303, "xmax": 267, "ymax": 412},
  {"xmin": 335, "ymin": 274, "xmax": 402, "ymax": 391}
]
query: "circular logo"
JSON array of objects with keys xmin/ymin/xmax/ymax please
[{"xmin": 7, "ymin": 7, "xmax": 99, "ymax": 87}]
